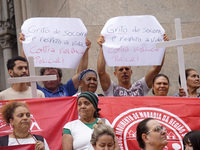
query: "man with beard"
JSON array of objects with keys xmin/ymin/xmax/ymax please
[
  {"xmin": 97, "ymin": 35, "xmax": 168, "ymax": 97},
  {"xmin": 0, "ymin": 56, "xmax": 44, "ymax": 100}
]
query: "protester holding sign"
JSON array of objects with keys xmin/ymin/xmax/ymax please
[
  {"xmin": 174, "ymin": 68, "xmax": 200, "ymax": 98},
  {"xmin": 62, "ymin": 92, "xmax": 119, "ymax": 150},
  {"xmin": 19, "ymin": 33, "xmax": 91, "ymax": 97},
  {"xmin": 0, "ymin": 101, "xmax": 49, "ymax": 150},
  {"xmin": 136, "ymin": 118, "xmax": 168, "ymax": 150},
  {"xmin": 152, "ymin": 74, "xmax": 169, "ymax": 96},
  {"xmin": 73, "ymin": 69, "xmax": 100, "ymax": 96},
  {"xmin": 0, "ymin": 56, "xmax": 44, "ymax": 100},
  {"xmin": 97, "ymin": 34, "xmax": 168, "ymax": 97},
  {"xmin": 21, "ymin": 18, "xmax": 89, "ymax": 69}
]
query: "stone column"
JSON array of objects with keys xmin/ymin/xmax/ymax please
[
  {"xmin": 0, "ymin": 35, "xmax": 14, "ymax": 88},
  {"xmin": 0, "ymin": 0, "xmax": 17, "ymax": 89}
]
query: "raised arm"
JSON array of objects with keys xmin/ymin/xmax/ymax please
[
  {"xmin": 76, "ymin": 38, "xmax": 90, "ymax": 73},
  {"xmin": 145, "ymin": 33, "xmax": 169, "ymax": 88},
  {"xmin": 72, "ymin": 38, "xmax": 91, "ymax": 89},
  {"xmin": 97, "ymin": 35, "xmax": 111, "ymax": 92},
  {"xmin": 19, "ymin": 33, "xmax": 26, "ymax": 59},
  {"xmin": 19, "ymin": 33, "xmax": 30, "ymax": 80}
]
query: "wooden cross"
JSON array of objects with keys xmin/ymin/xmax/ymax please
[
  {"xmin": 156, "ymin": 18, "xmax": 200, "ymax": 97},
  {"xmin": 7, "ymin": 56, "xmax": 57, "ymax": 98}
]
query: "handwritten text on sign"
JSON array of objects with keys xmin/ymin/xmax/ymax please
[
  {"xmin": 101, "ymin": 15, "xmax": 165, "ymax": 66},
  {"xmin": 21, "ymin": 18, "xmax": 87, "ymax": 68}
]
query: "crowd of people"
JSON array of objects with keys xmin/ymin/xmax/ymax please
[
  {"xmin": 1, "ymin": 33, "xmax": 200, "ymax": 99},
  {"xmin": 0, "ymin": 30, "xmax": 199, "ymax": 149}
]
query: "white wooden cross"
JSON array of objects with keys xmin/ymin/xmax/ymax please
[
  {"xmin": 156, "ymin": 18, "xmax": 200, "ymax": 97},
  {"xmin": 8, "ymin": 56, "xmax": 57, "ymax": 98}
]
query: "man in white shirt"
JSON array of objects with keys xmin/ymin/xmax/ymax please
[{"xmin": 0, "ymin": 56, "xmax": 44, "ymax": 100}]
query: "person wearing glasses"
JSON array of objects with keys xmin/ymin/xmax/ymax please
[{"xmin": 136, "ymin": 118, "xmax": 168, "ymax": 150}]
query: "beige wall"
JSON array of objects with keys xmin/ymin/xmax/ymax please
[{"xmin": 14, "ymin": 0, "xmax": 200, "ymax": 96}]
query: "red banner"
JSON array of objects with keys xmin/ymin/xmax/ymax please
[
  {"xmin": 0, "ymin": 144, "xmax": 35, "ymax": 150},
  {"xmin": 99, "ymin": 96, "xmax": 200, "ymax": 150},
  {"xmin": 0, "ymin": 97, "xmax": 78, "ymax": 150},
  {"xmin": 0, "ymin": 96, "xmax": 200, "ymax": 150}
]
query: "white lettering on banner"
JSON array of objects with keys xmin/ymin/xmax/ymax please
[
  {"xmin": 101, "ymin": 15, "xmax": 165, "ymax": 66},
  {"xmin": 21, "ymin": 18, "xmax": 87, "ymax": 68},
  {"xmin": 112, "ymin": 107, "xmax": 191, "ymax": 150}
]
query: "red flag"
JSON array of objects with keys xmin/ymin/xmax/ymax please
[
  {"xmin": 98, "ymin": 96, "xmax": 200, "ymax": 150},
  {"xmin": 0, "ymin": 96, "xmax": 200, "ymax": 150},
  {"xmin": 0, "ymin": 97, "xmax": 78, "ymax": 150},
  {"xmin": 0, "ymin": 144, "xmax": 35, "ymax": 150}
]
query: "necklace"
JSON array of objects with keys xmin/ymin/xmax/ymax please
[{"xmin": 13, "ymin": 132, "xmax": 36, "ymax": 145}]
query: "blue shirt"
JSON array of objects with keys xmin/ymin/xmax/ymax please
[{"xmin": 37, "ymin": 79, "xmax": 77, "ymax": 97}]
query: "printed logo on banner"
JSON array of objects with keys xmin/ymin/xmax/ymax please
[
  {"xmin": 0, "ymin": 114, "xmax": 42, "ymax": 133},
  {"xmin": 112, "ymin": 107, "xmax": 191, "ymax": 150},
  {"xmin": 0, "ymin": 102, "xmax": 42, "ymax": 134}
]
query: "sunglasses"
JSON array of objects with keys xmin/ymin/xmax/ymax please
[{"xmin": 146, "ymin": 125, "xmax": 167, "ymax": 134}]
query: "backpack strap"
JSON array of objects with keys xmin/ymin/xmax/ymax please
[
  {"xmin": 0, "ymin": 135, "xmax": 9, "ymax": 147},
  {"xmin": 33, "ymin": 134, "xmax": 44, "ymax": 142}
]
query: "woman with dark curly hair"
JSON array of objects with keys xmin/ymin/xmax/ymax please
[
  {"xmin": 62, "ymin": 91, "xmax": 111, "ymax": 150},
  {"xmin": 0, "ymin": 101, "xmax": 49, "ymax": 149},
  {"xmin": 183, "ymin": 130, "xmax": 200, "ymax": 150}
]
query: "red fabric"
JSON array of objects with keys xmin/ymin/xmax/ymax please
[
  {"xmin": 0, "ymin": 97, "xmax": 78, "ymax": 150},
  {"xmin": 0, "ymin": 96, "xmax": 199, "ymax": 150},
  {"xmin": 99, "ymin": 96, "xmax": 200, "ymax": 150},
  {"xmin": 0, "ymin": 144, "xmax": 35, "ymax": 150}
]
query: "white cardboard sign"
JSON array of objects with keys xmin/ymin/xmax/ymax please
[
  {"xmin": 101, "ymin": 15, "xmax": 165, "ymax": 66},
  {"xmin": 21, "ymin": 18, "xmax": 87, "ymax": 68}
]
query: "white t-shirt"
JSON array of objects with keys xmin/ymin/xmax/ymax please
[
  {"xmin": 104, "ymin": 77, "xmax": 150, "ymax": 96},
  {"xmin": 0, "ymin": 87, "xmax": 45, "ymax": 100},
  {"xmin": 63, "ymin": 118, "xmax": 111, "ymax": 150},
  {"xmin": 8, "ymin": 137, "xmax": 49, "ymax": 150}
]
